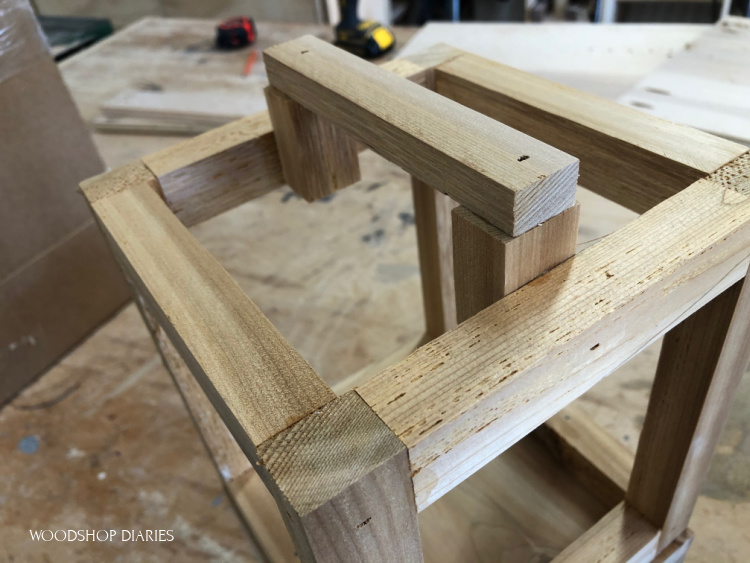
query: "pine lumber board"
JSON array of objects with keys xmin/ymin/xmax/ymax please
[
  {"xmin": 627, "ymin": 272, "xmax": 750, "ymax": 550},
  {"xmin": 434, "ymin": 53, "xmax": 747, "ymax": 214},
  {"xmin": 264, "ymin": 35, "xmax": 580, "ymax": 237},
  {"xmin": 257, "ymin": 391, "xmax": 422, "ymax": 562},
  {"xmin": 82, "ymin": 180, "xmax": 336, "ymax": 452},
  {"xmin": 264, "ymin": 85, "xmax": 361, "ymax": 201},
  {"xmin": 412, "ymin": 177, "xmax": 460, "ymax": 338},
  {"xmin": 357, "ymin": 153, "xmax": 750, "ymax": 511},
  {"xmin": 553, "ymin": 502, "xmax": 660, "ymax": 562},
  {"xmin": 140, "ymin": 44, "xmax": 461, "ymax": 228}
]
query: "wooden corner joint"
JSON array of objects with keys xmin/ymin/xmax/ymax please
[
  {"xmin": 263, "ymin": 35, "xmax": 579, "ymax": 237},
  {"xmin": 254, "ymin": 391, "xmax": 422, "ymax": 562},
  {"xmin": 79, "ymin": 159, "xmax": 164, "ymax": 205}
]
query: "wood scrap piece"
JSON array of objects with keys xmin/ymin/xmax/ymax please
[
  {"xmin": 100, "ymin": 88, "xmax": 266, "ymax": 128},
  {"xmin": 264, "ymin": 35, "xmax": 579, "ymax": 236},
  {"xmin": 265, "ymin": 85, "xmax": 361, "ymax": 201}
]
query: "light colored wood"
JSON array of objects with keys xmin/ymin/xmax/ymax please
[
  {"xmin": 81, "ymin": 180, "xmax": 336, "ymax": 453},
  {"xmin": 618, "ymin": 17, "xmax": 750, "ymax": 144},
  {"xmin": 139, "ymin": 44, "xmax": 460, "ymax": 228},
  {"xmin": 627, "ymin": 269, "xmax": 750, "ymax": 550},
  {"xmin": 141, "ymin": 112, "xmax": 283, "ymax": 227},
  {"xmin": 79, "ymin": 160, "xmax": 163, "ymax": 204},
  {"xmin": 100, "ymin": 88, "xmax": 267, "ymax": 128},
  {"xmin": 257, "ymin": 391, "xmax": 422, "ymax": 562},
  {"xmin": 538, "ymin": 402, "xmax": 633, "ymax": 509},
  {"xmin": 264, "ymin": 35, "xmax": 580, "ymax": 237},
  {"xmin": 357, "ymin": 154, "xmax": 750, "ymax": 511},
  {"xmin": 412, "ymin": 177, "xmax": 459, "ymax": 338},
  {"xmin": 229, "ymin": 469, "xmax": 298, "ymax": 563},
  {"xmin": 125, "ymin": 276, "xmax": 298, "ymax": 562},
  {"xmin": 452, "ymin": 203, "xmax": 580, "ymax": 324},
  {"xmin": 434, "ymin": 53, "xmax": 747, "ymax": 213},
  {"xmin": 553, "ymin": 502, "xmax": 660, "ymax": 562},
  {"xmin": 265, "ymin": 85, "xmax": 361, "ymax": 202},
  {"xmin": 653, "ymin": 530, "xmax": 694, "ymax": 563}
]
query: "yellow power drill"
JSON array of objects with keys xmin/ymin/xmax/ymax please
[{"xmin": 334, "ymin": 0, "xmax": 395, "ymax": 58}]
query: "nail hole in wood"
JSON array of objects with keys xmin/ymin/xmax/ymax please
[{"xmin": 518, "ymin": 155, "xmax": 530, "ymax": 162}]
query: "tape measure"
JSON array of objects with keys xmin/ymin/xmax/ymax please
[{"xmin": 216, "ymin": 17, "xmax": 257, "ymax": 49}]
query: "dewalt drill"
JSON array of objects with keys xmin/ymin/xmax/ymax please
[{"xmin": 335, "ymin": 0, "xmax": 395, "ymax": 58}]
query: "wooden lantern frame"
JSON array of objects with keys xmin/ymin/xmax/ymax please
[{"xmin": 81, "ymin": 36, "xmax": 750, "ymax": 562}]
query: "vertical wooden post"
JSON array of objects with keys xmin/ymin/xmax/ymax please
[
  {"xmin": 627, "ymin": 273, "xmax": 750, "ymax": 551},
  {"xmin": 256, "ymin": 391, "xmax": 423, "ymax": 562},
  {"xmin": 412, "ymin": 177, "xmax": 459, "ymax": 338},
  {"xmin": 451, "ymin": 203, "xmax": 580, "ymax": 322},
  {"xmin": 265, "ymin": 85, "xmax": 361, "ymax": 201}
]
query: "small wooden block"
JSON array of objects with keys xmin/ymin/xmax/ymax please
[
  {"xmin": 265, "ymin": 85, "xmax": 361, "ymax": 202},
  {"xmin": 257, "ymin": 391, "xmax": 422, "ymax": 562},
  {"xmin": 452, "ymin": 202, "xmax": 580, "ymax": 323}
]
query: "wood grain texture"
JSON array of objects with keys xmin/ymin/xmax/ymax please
[
  {"xmin": 653, "ymin": 530, "xmax": 693, "ymax": 563},
  {"xmin": 264, "ymin": 35, "xmax": 579, "ymax": 237},
  {"xmin": 357, "ymin": 154, "xmax": 750, "ymax": 511},
  {"xmin": 434, "ymin": 53, "xmax": 747, "ymax": 213},
  {"xmin": 125, "ymin": 277, "xmax": 297, "ymax": 562},
  {"xmin": 257, "ymin": 391, "xmax": 422, "ymax": 562},
  {"xmin": 627, "ymin": 273, "xmax": 750, "ymax": 550},
  {"xmin": 265, "ymin": 85, "xmax": 361, "ymax": 202},
  {"xmin": 617, "ymin": 17, "xmax": 750, "ymax": 144},
  {"xmin": 412, "ymin": 177, "xmax": 459, "ymax": 338},
  {"xmin": 452, "ymin": 203, "xmax": 580, "ymax": 323},
  {"xmin": 80, "ymin": 160, "xmax": 162, "ymax": 204},
  {"xmin": 553, "ymin": 502, "xmax": 660, "ymax": 563},
  {"xmin": 84, "ymin": 180, "xmax": 335, "ymax": 453},
  {"xmin": 140, "ymin": 45, "xmax": 460, "ymax": 228}
]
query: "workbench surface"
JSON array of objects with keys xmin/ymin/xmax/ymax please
[{"xmin": 2, "ymin": 17, "xmax": 749, "ymax": 562}]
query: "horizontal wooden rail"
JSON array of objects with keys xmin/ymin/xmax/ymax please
[
  {"xmin": 357, "ymin": 153, "xmax": 750, "ymax": 510},
  {"xmin": 80, "ymin": 176, "xmax": 336, "ymax": 454},
  {"xmin": 140, "ymin": 44, "xmax": 462, "ymax": 227},
  {"xmin": 264, "ymin": 35, "xmax": 579, "ymax": 237},
  {"xmin": 434, "ymin": 53, "xmax": 747, "ymax": 214},
  {"xmin": 554, "ymin": 502, "xmax": 661, "ymax": 562}
]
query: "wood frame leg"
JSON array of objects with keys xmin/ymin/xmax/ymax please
[
  {"xmin": 265, "ymin": 85, "xmax": 360, "ymax": 201},
  {"xmin": 412, "ymin": 177, "xmax": 459, "ymax": 338},
  {"xmin": 257, "ymin": 391, "xmax": 423, "ymax": 562},
  {"xmin": 627, "ymin": 274, "xmax": 750, "ymax": 551}
]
